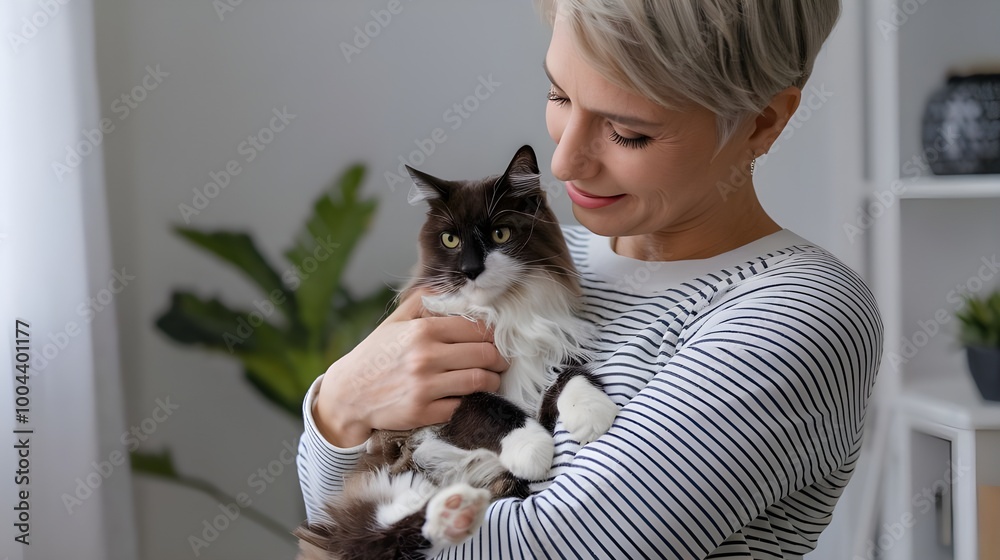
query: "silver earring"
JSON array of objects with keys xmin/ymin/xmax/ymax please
[{"xmin": 750, "ymin": 155, "xmax": 758, "ymax": 175}]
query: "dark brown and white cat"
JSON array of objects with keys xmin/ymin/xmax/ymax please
[{"xmin": 293, "ymin": 145, "xmax": 618, "ymax": 559}]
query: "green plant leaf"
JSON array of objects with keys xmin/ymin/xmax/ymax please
[
  {"xmin": 285, "ymin": 347, "xmax": 331, "ymax": 406},
  {"xmin": 130, "ymin": 449, "xmax": 179, "ymax": 479},
  {"xmin": 955, "ymin": 290, "xmax": 1000, "ymax": 347},
  {"xmin": 155, "ymin": 291, "xmax": 291, "ymax": 355},
  {"xmin": 172, "ymin": 228, "xmax": 298, "ymax": 325},
  {"xmin": 283, "ymin": 164, "xmax": 378, "ymax": 346},
  {"xmin": 324, "ymin": 285, "xmax": 397, "ymax": 363},
  {"xmin": 155, "ymin": 163, "xmax": 397, "ymax": 421},
  {"xmin": 241, "ymin": 358, "xmax": 303, "ymax": 417},
  {"xmin": 156, "ymin": 292, "xmax": 313, "ymax": 413}
]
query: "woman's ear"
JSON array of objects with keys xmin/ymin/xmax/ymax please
[{"xmin": 748, "ymin": 86, "xmax": 802, "ymax": 156}]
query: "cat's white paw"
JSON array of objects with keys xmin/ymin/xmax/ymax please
[
  {"xmin": 422, "ymin": 483, "xmax": 490, "ymax": 546},
  {"xmin": 499, "ymin": 421, "xmax": 554, "ymax": 481},
  {"xmin": 558, "ymin": 376, "xmax": 618, "ymax": 445}
]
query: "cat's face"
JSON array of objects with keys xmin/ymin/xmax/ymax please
[{"xmin": 406, "ymin": 145, "xmax": 578, "ymax": 304}]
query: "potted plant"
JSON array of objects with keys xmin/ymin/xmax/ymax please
[
  {"xmin": 956, "ymin": 290, "xmax": 1000, "ymax": 402},
  {"xmin": 154, "ymin": 163, "xmax": 397, "ymax": 415},
  {"xmin": 134, "ymin": 164, "xmax": 398, "ymax": 544}
]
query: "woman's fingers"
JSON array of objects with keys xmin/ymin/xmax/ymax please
[
  {"xmin": 323, "ymin": 282, "xmax": 515, "ymax": 435},
  {"xmin": 421, "ymin": 315, "xmax": 495, "ymax": 343},
  {"xmin": 422, "ymin": 397, "xmax": 465, "ymax": 426},
  {"xmin": 426, "ymin": 368, "xmax": 502, "ymax": 400},
  {"xmin": 427, "ymin": 341, "xmax": 509, "ymax": 374},
  {"xmin": 393, "ymin": 288, "xmax": 496, "ymax": 343},
  {"xmin": 384, "ymin": 288, "xmax": 427, "ymax": 323}
]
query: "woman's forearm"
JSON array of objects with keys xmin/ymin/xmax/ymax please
[
  {"xmin": 297, "ymin": 374, "xmax": 370, "ymax": 525},
  {"xmin": 313, "ymin": 372, "xmax": 373, "ymax": 448}
]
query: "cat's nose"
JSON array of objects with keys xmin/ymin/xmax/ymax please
[{"xmin": 461, "ymin": 263, "xmax": 484, "ymax": 280}]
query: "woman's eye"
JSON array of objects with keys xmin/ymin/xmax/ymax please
[
  {"xmin": 491, "ymin": 227, "xmax": 512, "ymax": 244},
  {"xmin": 546, "ymin": 89, "xmax": 569, "ymax": 107},
  {"xmin": 609, "ymin": 128, "xmax": 651, "ymax": 150},
  {"xmin": 440, "ymin": 232, "xmax": 461, "ymax": 249}
]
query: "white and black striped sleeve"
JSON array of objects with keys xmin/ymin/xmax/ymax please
[
  {"xmin": 431, "ymin": 279, "xmax": 883, "ymax": 559},
  {"xmin": 296, "ymin": 374, "xmax": 369, "ymax": 526}
]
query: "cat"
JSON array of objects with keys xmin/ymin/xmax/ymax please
[{"xmin": 293, "ymin": 145, "xmax": 619, "ymax": 559}]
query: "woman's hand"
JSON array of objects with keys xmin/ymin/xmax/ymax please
[{"xmin": 313, "ymin": 288, "xmax": 509, "ymax": 448}]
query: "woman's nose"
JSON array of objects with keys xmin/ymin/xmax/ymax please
[{"xmin": 550, "ymin": 114, "xmax": 600, "ymax": 182}]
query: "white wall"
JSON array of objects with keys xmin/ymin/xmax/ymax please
[{"xmin": 91, "ymin": 1, "xmax": 869, "ymax": 558}]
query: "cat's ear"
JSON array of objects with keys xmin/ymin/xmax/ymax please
[
  {"xmin": 502, "ymin": 145, "xmax": 541, "ymax": 197},
  {"xmin": 405, "ymin": 165, "xmax": 450, "ymax": 205}
]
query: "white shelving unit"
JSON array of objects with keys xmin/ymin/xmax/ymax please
[
  {"xmin": 859, "ymin": 0, "xmax": 1000, "ymax": 558},
  {"xmin": 888, "ymin": 375, "xmax": 1000, "ymax": 559},
  {"xmin": 900, "ymin": 376, "xmax": 1000, "ymax": 432},
  {"xmin": 901, "ymin": 176, "xmax": 1000, "ymax": 200}
]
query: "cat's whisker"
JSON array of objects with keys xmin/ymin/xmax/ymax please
[
  {"xmin": 486, "ymin": 185, "xmax": 498, "ymax": 218},
  {"xmin": 386, "ymin": 271, "xmax": 431, "ymax": 282},
  {"xmin": 516, "ymin": 268, "xmax": 575, "ymax": 281},
  {"xmin": 428, "ymin": 210, "xmax": 456, "ymax": 224},
  {"xmin": 527, "ymin": 266, "xmax": 582, "ymax": 279},
  {"xmin": 513, "ymin": 271, "xmax": 577, "ymax": 289},
  {"xmin": 421, "ymin": 265, "xmax": 458, "ymax": 274},
  {"xmin": 486, "ymin": 178, "xmax": 508, "ymax": 217},
  {"xmin": 493, "ymin": 209, "xmax": 558, "ymax": 224},
  {"xmin": 515, "ymin": 255, "xmax": 559, "ymax": 266},
  {"xmin": 422, "ymin": 277, "xmax": 459, "ymax": 287},
  {"xmin": 512, "ymin": 205, "xmax": 543, "ymax": 254},
  {"xmin": 515, "ymin": 257, "xmax": 578, "ymax": 272},
  {"xmin": 410, "ymin": 273, "xmax": 459, "ymax": 288},
  {"xmin": 518, "ymin": 260, "xmax": 582, "ymax": 278}
]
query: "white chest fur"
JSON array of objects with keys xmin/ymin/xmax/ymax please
[{"xmin": 420, "ymin": 269, "xmax": 594, "ymax": 414}]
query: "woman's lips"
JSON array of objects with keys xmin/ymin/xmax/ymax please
[{"xmin": 565, "ymin": 182, "xmax": 626, "ymax": 209}]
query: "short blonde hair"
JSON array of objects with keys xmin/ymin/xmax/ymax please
[{"xmin": 538, "ymin": 0, "xmax": 841, "ymax": 155}]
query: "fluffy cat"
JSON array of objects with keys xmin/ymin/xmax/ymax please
[{"xmin": 293, "ymin": 145, "xmax": 618, "ymax": 559}]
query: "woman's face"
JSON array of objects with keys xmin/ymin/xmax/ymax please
[{"xmin": 544, "ymin": 16, "xmax": 753, "ymax": 239}]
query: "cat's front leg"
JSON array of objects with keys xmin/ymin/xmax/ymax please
[
  {"xmin": 437, "ymin": 392, "xmax": 554, "ymax": 482},
  {"xmin": 539, "ymin": 365, "xmax": 618, "ymax": 445}
]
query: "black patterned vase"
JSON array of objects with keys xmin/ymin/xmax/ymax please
[{"xmin": 922, "ymin": 73, "xmax": 1000, "ymax": 175}]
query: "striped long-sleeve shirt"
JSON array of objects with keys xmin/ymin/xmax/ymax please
[{"xmin": 296, "ymin": 225, "xmax": 884, "ymax": 559}]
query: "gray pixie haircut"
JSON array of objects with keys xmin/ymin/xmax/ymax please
[{"xmin": 538, "ymin": 0, "xmax": 841, "ymax": 156}]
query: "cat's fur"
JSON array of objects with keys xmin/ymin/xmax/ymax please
[{"xmin": 293, "ymin": 145, "xmax": 618, "ymax": 559}]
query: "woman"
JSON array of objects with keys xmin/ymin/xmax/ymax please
[{"xmin": 297, "ymin": 0, "xmax": 884, "ymax": 558}]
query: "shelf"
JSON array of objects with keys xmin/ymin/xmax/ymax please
[
  {"xmin": 898, "ymin": 374, "xmax": 1000, "ymax": 431},
  {"xmin": 900, "ymin": 175, "xmax": 1000, "ymax": 199}
]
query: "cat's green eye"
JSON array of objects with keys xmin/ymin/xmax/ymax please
[
  {"xmin": 491, "ymin": 227, "xmax": 512, "ymax": 244},
  {"xmin": 440, "ymin": 232, "xmax": 461, "ymax": 249}
]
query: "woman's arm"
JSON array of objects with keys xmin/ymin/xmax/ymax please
[
  {"xmin": 297, "ymin": 270, "xmax": 883, "ymax": 558},
  {"xmin": 296, "ymin": 374, "xmax": 369, "ymax": 525}
]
